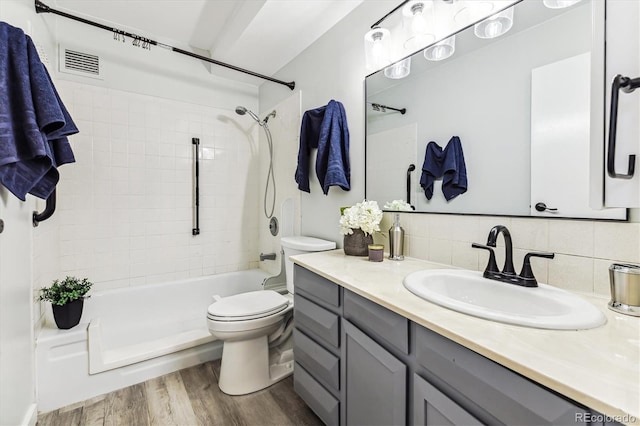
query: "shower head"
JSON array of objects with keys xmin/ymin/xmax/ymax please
[
  {"xmin": 262, "ymin": 110, "xmax": 277, "ymax": 124},
  {"xmin": 235, "ymin": 105, "xmax": 261, "ymax": 123}
]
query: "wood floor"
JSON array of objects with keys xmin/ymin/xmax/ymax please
[{"xmin": 37, "ymin": 360, "xmax": 322, "ymax": 426}]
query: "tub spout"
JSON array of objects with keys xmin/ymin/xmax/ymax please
[{"xmin": 260, "ymin": 252, "xmax": 277, "ymax": 261}]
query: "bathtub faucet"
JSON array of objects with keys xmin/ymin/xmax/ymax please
[{"xmin": 260, "ymin": 252, "xmax": 277, "ymax": 261}]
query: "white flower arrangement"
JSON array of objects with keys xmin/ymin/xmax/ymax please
[
  {"xmin": 339, "ymin": 200, "xmax": 383, "ymax": 236},
  {"xmin": 383, "ymin": 200, "xmax": 413, "ymax": 211}
]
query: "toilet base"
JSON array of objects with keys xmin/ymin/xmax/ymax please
[{"xmin": 218, "ymin": 335, "xmax": 294, "ymax": 395}]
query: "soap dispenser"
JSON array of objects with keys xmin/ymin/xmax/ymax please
[{"xmin": 389, "ymin": 213, "xmax": 405, "ymax": 260}]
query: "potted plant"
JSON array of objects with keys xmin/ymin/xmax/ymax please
[
  {"xmin": 39, "ymin": 276, "xmax": 93, "ymax": 329},
  {"xmin": 339, "ymin": 200, "xmax": 383, "ymax": 256}
]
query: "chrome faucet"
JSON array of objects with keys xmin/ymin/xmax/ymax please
[{"xmin": 472, "ymin": 225, "xmax": 555, "ymax": 287}]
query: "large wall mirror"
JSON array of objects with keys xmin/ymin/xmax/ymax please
[{"xmin": 365, "ymin": 0, "xmax": 626, "ymax": 220}]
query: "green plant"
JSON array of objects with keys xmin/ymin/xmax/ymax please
[{"xmin": 39, "ymin": 276, "xmax": 93, "ymax": 306}]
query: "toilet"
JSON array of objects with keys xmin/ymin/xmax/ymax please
[{"xmin": 207, "ymin": 235, "xmax": 336, "ymax": 395}]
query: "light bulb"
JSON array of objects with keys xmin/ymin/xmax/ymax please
[
  {"xmin": 474, "ymin": 7, "xmax": 513, "ymax": 39},
  {"xmin": 411, "ymin": 3, "xmax": 428, "ymax": 35},
  {"xmin": 484, "ymin": 20, "xmax": 503, "ymax": 38}
]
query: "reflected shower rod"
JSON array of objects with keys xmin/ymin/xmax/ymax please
[{"xmin": 34, "ymin": 0, "xmax": 295, "ymax": 91}]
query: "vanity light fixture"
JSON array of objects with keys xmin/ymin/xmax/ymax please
[
  {"xmin": 424, "ymin": 35, "xmax": 456, "ymax": 61},
  {"xmin": 364, "ymin": 27, "xmax": 392, "ymax": 71},
  {"xmin": 542, "ymin": 0, "xmax": 582, "ymax": 9},
  {"xmin": 453, "ymin": 1, "xmax": 494, "ymax": 25},
  {"xmin": 384, "ymin": 57, "xmax": 411, "ymax": 79},
  {"xmin": 474, "ymin": 7, "xmax": 514, "ymax": 39},
  {"xmin": 402, "ymin": 1, "xmax": 436, "ymax": 52}
]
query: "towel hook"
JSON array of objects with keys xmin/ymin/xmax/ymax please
[{"xmin": 607, "ymin": 74, "xmax": 639, "ymax": 179}]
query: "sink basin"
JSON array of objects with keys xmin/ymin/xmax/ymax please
[{"xmin": 403, "ymin": 269, "xmax": 606, "ymax": 330}]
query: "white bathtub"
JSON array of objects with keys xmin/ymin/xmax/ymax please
[{"xmin": 36, "ymin": 269, "xmax": 271, "ymax": 412}]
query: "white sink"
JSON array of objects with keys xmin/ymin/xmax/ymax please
[{"xmin": 403, "ymin": 269, "xmax": 606, "ymax": 330}]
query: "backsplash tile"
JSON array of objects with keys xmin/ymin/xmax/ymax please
[{"xmin": 387, "ymin": 212, "xmax": 637, "ymax": 296}]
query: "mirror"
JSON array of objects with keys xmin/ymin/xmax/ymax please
[{"xmin": 365, "ymin": 0, "xmax": 625, "ymax": 219}]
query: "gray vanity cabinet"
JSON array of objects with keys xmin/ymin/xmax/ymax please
[
  {"xmin": 342, "ymin": 320, "xmax": 407, "ymax": 426},
  {"xmin": 413, "ymin": 374, "xmax": 483, "ymax": 426},
  {"xmin": 292, "ymin": 265, "xmax": 621, "ymax": 426},
  {"xmin": 292, "ymin": 265, "xmax": 342, "ymax": 426}
]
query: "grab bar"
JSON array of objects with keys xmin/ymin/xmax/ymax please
[
  {"xmin": 406, "ymin": 164, "xmax": 415, "ymax": 210},
  {"xmin": 33, "ymin": 189, "xmax": 56, "ymax": 227},
  {"xmin": 192, "ymin": 138, "xmax": 200, "ymax": 235},
  {"xmin": 607, "ymin": 74, "xmax": 639, "ymax": 179}
]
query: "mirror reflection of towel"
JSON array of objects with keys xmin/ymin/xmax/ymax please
[{"xmin": 420, "ymin": 136, "xmax": 467, "ymax": 201}]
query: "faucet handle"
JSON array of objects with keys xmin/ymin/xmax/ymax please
[
  {"xmin": 471, "ymin": 243, "xmax": 500, "ymax": 277},
  {"xmin": 519, "ymin": 252, "xmax": 555, "ymax": 287}
]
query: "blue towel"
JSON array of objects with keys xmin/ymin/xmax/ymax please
[
  {"xmin": 295, "ymin": 100, "xmax": 350, "ymax": 195},
  {"xmin": 420, "ymin": 136, "xmax": 467, "ymax": 201},
  {"xmin": 0, "ymin": 22, "xmax": 77, "ymax": 201}
]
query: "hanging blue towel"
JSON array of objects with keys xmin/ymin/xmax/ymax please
[
  {"xmin": 295, "ymin": 100, "xmax": 350, "ymax": 195},
  {"xmin": 420, "ymin": 136, "xmax": 467, "ymax": 201},
  {"xmin": 0, "ymin": 22, "xmax": 77, "ymax": 201}
]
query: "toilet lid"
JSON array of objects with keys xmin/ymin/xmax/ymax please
[{"xmin": 207, "ymin": 290, "xmax": 289, "ymax": 321}]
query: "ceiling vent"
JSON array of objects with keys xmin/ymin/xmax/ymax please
[{"xmin": 59, "ymin": 46, "xmax": 102, "ymax": 79}]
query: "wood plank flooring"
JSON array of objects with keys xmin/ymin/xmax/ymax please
[{"xmin": 37, "ymin": 360, "xmax": 322, "ymax": 426}]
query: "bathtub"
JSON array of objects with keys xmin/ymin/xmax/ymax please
[{"xmin": 36, "ymin": 269, "xmax": 273, "ymax": 412}]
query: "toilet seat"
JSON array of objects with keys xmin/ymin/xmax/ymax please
[{"xmin": 207, "ymin": 290, "xmax": 289, "ymax": 322}]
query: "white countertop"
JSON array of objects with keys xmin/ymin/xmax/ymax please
[{"xmin": 291, "ymin": 250, "xmax": 640, "ymax": 425}]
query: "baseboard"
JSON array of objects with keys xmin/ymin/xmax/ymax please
[{"xmin": 21, "ymin": 403, "xmax": 37, "ymax": 426}]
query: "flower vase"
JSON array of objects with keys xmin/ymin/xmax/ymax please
[{"xmin": 343, "ymin": 228, "xmax": 374, "ymax": 256}]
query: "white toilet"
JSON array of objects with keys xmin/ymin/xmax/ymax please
[{"xmin": 207, "ymin": 236, "xmax": 336, "ymax": 395}]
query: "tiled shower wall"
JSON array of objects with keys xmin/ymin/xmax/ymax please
[
  {"xmin": 377, "ymin": 213, "xmax": 640, "ymax": 296},
  {"xmin": 48, "ymin": 80, "xmax": 260, "ymax": 293}
]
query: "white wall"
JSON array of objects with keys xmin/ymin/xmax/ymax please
[
  {"xmin": 260, "ymin": 1, "xmax": 396, "ymax": 244},
  {"xmin": 260, "ymin": 0, "xmax": 640, "ymax": 295},
  {"xmin": 0, "ymin": 1, "xmax": 55, "ymax": 424}
]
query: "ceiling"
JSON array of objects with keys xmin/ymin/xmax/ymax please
[{"xmin": 53, "ymin": 0, "xmax": 364, "ymax": 85}]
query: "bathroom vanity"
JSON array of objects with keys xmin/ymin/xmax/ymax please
[{"xmin": 291, "ymin": 250, "xmax": 639, "ymax": 426}]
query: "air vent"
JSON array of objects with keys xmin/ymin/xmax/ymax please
[{"xmin": 59, "ymin": 46, "xmax": 102, "ymax": 79}]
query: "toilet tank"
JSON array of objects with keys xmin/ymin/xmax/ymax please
[{"xmin": 281, "ymin": 236, "xmax": 336, "ymax": 294}]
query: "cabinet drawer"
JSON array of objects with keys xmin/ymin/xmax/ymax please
[
  {"xmin": 294, "ymin": 265, "xmax": 341, "ymax": 309},
  {"xmin": 413, "ymin": 374, "xmax": 484, "ymax": 425},
  {"xmin": 344, "ymin": 289, "xmax": 409, "ymax": 354},
  {"xmin": 415, "ymin": 325, "xmax": 589, "ymax": 425},
  {"xmin": 294, "ymin": 362, "xmax": 340, "ymax": 426},
  {"xmin": 294, "ymin": 294, "xmax": 340, "ymax": 348},
  {"xmin": 293, "ymin": 329, "xmax": 340, "ymax": 392}
]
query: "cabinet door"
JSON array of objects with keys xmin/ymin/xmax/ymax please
[
  {"xmin": 413, "ymin": 374, "xmax": 484, "ymax": 426},
  {"xmin": 342, "ymin": 320, "xmax": 406, "ymax": 426}
]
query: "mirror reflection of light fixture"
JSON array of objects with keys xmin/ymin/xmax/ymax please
[
  {"xmin": 542, "ymin": 0, "xmax": 582, "ymax": 8},
  {"xmin": 384, "ymin": 57, "xmax": 411, "ymax": 79},
  {"xmin": 474, "ymin": 7, "xmax": 514, "ymax": 39},
  {"xmin": 364, "ymin": 27, "xmax": 391, "ymax": 71},
  {"xmin": 403, "ymin": 1, "xmax": 436, "ymax": 52},
  {"xmin": 424, "ymin": 35, "xmax": 456, "ymax": 61},
  {"xmin": 453, "ymin": 1, "xmax": 494, "ymax": 25}
]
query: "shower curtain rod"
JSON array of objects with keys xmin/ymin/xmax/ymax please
[{"xmin": 34, "ymin": 0, "xmax": 296, "ymax": 91}]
